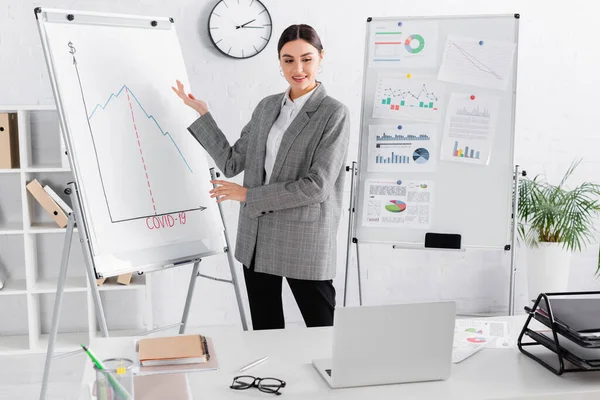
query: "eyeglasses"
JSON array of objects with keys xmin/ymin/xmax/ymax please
[{"xmin": 230, "ymin": 375, "xmax": 286, "ymax": 395}]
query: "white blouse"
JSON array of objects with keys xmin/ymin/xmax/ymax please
[{"xmin": 264, "ymin": 85, "xmax": 318, "ymax": 184}]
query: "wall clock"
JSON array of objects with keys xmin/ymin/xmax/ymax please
[{"xmin": 208, "ymin": 0, "xmax": 273, "ymax": 59}]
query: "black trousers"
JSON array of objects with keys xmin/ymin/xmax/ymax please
[{"xmin": 243, "ymin": 263, "xmax": 336, "ymax": 330}]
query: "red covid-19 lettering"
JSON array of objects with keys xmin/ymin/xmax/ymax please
[{"xmin": 145, "ymin": 212, "xmax": 187, "ymax": 230}]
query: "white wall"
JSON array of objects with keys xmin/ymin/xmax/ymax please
[{"xmin": 2, "ymin": 0, "xmax": 600, "ymax": 329}]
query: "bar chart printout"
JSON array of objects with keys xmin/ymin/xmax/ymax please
[
  {"xmin": 368, "ymin": 124, "xmax": 438, "ymax": 172},
  {"xmin": 440, "ymin": 93, "xmax": 499, "ymax": 165}
]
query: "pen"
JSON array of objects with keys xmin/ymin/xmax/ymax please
[
  {"xmin": 81, "ymin": 345, "xmax": 132, "ymax": 400},
  {"xmin": 239, "ymin": 356, "xmax": 268, "ymax": 372}
]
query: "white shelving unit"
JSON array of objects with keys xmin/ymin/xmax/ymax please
[{"xmin": 0, "ymin": 105, "xmax": 154, "ymax": 356}]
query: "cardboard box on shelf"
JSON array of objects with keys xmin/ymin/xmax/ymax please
[
  {"xmin": 0, "ymin": 113, "xmax": 20, "ymax": 169},
  {"xmin": 117, "ymin": 273, "xmax": 132, "ymax": 285},
  {"xmin": 26, "ymin": 179, "xmax": 68, "ymax": 228}
]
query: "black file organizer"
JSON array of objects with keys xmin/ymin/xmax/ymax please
[{"xmin": 517, "ymin": 291, "xmax": 600, "ymax": 375}]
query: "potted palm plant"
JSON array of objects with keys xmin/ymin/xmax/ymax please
[{"xmin": 517, "ymin": 159, "xmax": 600, "ymax": 301}]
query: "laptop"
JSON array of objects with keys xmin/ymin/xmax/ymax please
[{"xmin": 312, "ymin": 301, "xmax": 456, "ymax": 389}]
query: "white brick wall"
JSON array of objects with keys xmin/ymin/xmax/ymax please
[{"xmin": 3, "ymin": 0, "xmax": 600, "ymax": 329}]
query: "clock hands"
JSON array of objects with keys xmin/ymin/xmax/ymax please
[{"xmin": 236, "ymin": 19, "xmax": 256, "ymax": 29}]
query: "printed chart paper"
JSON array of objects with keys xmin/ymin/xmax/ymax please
[
  {"xmin": 455, "ymin": 319, "xmax": 513, "ymax": 349},
  {"xmin": 438, "ymin": 35, "xmax": 516, "ymax": 90},
  {"xmin": 452, "ymin": 319, "xmax": 512, "ymax": 363},
  {"xmin": 368, "ymin": 123, "xmax": 438, "ymax": 173},
  {"xmin": 440, "ymin": 93, "xmax": 499, "ymax": 165},
  {"xmin": 373, "ymin": 74, "xmax": 445, "ymax": 122},
  {"xmin": 362, "ymin": 179, "xmax": 433, "ymax": 228},
  {"xmin": 369, "ymin": 19, "xmax": 438, "ymax": 68}
]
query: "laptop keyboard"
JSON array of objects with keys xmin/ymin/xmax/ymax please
[{"xmin": 326, "ymin": 369, "xmax": 332, "ymax": 376}]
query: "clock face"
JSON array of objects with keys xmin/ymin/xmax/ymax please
[{"xmin": 208, "ymin": 0, "xmax": 273, "ymax": 59}]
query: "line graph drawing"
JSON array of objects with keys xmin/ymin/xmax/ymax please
[
  {"xmin": 69, "ymin": 43, "xmax": 207, "ymax": 223},
  {"xmin": 456, "ymin": 105, "xmax": 490, "ymax": 118},
  {"xmin": 380, "ymin": 84, "xmax": 439, "ymax": 109},
  {"xmin": 449, "ymin": 42, "xmax": 502, "ymax": 80},
  {"xmin": 438, "ymin": 35, "xmax": 516, "ymax": 90},
  {"xmin": 124, "ymin": 86, "xmax": 158, "ymax": 216},
  {"xmin": 88, "ymin": 84, "xmax": 193, "ymax": 173},
  {"xmin": 373, "ymin": 75, "xmax": 444, "ymax": 121}
]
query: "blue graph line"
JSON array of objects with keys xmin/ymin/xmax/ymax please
[{"xmin": 88, "ymin": 84, "xmax": 193, "ymax": 173}]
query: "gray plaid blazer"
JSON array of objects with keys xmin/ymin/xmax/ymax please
[{"xmin": 187, "ymin": 83, "xmax": 350, "ymax": 280}]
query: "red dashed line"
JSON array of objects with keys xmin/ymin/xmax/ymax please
[{"xmin": 126, "ymin": 87, "xmax": 157, "ymax": 215}]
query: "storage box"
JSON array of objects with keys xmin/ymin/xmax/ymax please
[
  {"xmin": 0, "ymin": 113, "xmax": 20, "ymax": 169},
  {"xmin": 26, "ymin": 179, "xmax": 68, "ymax": 228}
]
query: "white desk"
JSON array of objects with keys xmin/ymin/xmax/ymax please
[{"xmin": 81, "ymin": 316, "xmax": 600, "ymax": 399}]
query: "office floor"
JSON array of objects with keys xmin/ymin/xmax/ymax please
[{"xmin": 0, "ymin": 352, "xmax": 86, "ymax": 400}]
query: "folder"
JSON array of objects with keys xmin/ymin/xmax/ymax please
[
  {"xmin": 0, "ymin": 113, "xmax": 20, "ymax": 169},
  {"xmin": 26, "ymin": 179, "xmax": 68, "ymax": 228}
]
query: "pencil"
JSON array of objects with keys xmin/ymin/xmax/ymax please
[{"xmin": 81, "ymin": 345, "xmax": 132, "ymax": 400}]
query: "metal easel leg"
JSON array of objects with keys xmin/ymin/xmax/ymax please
[
  {"xmin": 180, "ymin": 261, "xmax": 201, "ymax": 334},
  {"xmin": 225, "ymin": 245, "xmax": 249, "ymax": 331},
  {"xmin": 84, "ymin": 260, "xmax": 109, "ymax": 337},
  {"xmin": 210, "ymin": 168, "xmax": 248, "ymax": 331},
  {"xmin": 343, "ymin": 162, "xmax": 358, "ymax": 307},
  {"xmin": 39, "ymin": 214, "xmax": 75, "ymax": 400},
  {"xmin": 69, "ymin": 182, "xmax": 108, "ymax": 336},
  {"xmin": 508, "ymin": 165, "xmax": 521, "ymax": 316},
  {"xmin": 356, "ymin": 242, "xmax": 363, "ymax": 306}
]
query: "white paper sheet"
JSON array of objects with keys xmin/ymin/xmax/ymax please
[
  {"xmin": 452, "ymin": 331, "xmax": 490, "ymax": 363},
  {"xmin": 362, "ymin": 179, "xmax": 433, "ymax": 228},
  {"xmin": 368, "ymin": 19, "xmax": 438, "ymax": 68},
  {"xmin": 438, "ymin": 35, "xmax": 516, "ymax": 90},
  {"xmin": 455, "ymin": 319, "xmax": 513, "ymax": 349},
  {"xmin": 373, "ymin": 74, "xmax": 445, "ymax": 122},
  {"xmin": 452, "ymin": 319, "xmax": 513, "ymax": 363},
  {"xmin": 368, "ymin": 123, "xmax": 438, "ymax": 173},
  {"xmin": 440, "ymin": 93, "xmax": 499, "ymax": 165}
]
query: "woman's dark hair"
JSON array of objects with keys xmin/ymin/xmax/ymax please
[{"xmin": 277, "ymin": 24, "xmax": 323, "ymax": 57}]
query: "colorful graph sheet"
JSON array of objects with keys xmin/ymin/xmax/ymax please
[
  {"xmin": 440, "ymin": 93, "xmax": 500, "ymax": 165},
  {"xmin": 373, "ymin": 74, "xmax": 445, "ymax": 122},
  {"xmin": 368, "ymin": 123, "xmax": 438, "ymax": 172},
  {"xmin": 369, "ymin": 19, "xmax": 439, "ymax": 68},
  {"xmin": 362, "ymin": 179, "xmax": 433, "ymax": 228}
]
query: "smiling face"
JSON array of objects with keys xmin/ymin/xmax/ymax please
[{"xmin": 279, "ymin": 39, "xmax": 324, "ymax": 99}]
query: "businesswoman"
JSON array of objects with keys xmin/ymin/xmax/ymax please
[{"xmin": 172, "ymin": 24, "xmax": 350, "ymax": 330}]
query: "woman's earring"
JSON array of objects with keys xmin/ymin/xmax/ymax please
[
  {"xmin": 280, "ymin": 67, "xmax": 284, "ymax": 77},
  {"xmin": 318, "ymin": 64, "xmax": 323, "ymax": 74}
]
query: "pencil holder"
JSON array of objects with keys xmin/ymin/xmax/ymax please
[{"xmin": 94, "ymin": 358, "xmax": 135, "ymax": 400}]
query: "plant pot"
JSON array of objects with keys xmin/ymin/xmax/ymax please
[{"xmin": 526, "ymin": 242, "xmax": 572, "ymax": 301}]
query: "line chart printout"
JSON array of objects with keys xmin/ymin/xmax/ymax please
[
  {"xmin": 42, "ymin": 19, "xmax": 223, "ymax": 269},
  {"xmin": 373, "ymin": 74, "xmax": 445, "ymax": 122},
  {"xmin": 438, "ymin": 35, "xmax": 516, "ymax": 90}
]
